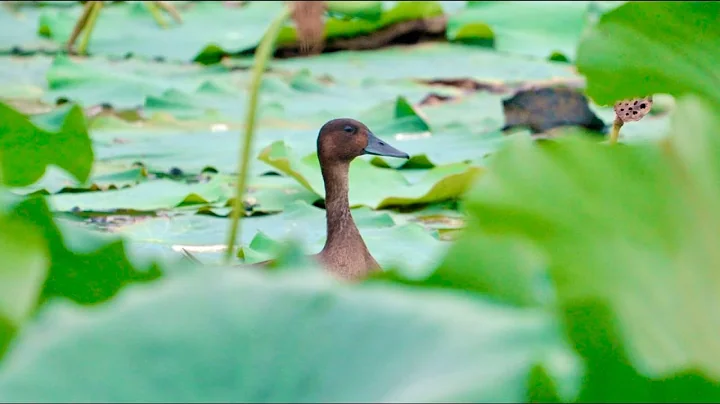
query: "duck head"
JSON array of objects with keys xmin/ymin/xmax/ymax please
[{"xmin": 317, "ymin": 118, "xmax": 409, "ymax": 163}]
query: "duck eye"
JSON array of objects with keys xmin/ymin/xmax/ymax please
[{"xmin": 343, "ymin": 125, "xmax": 355, "ymax": 133}]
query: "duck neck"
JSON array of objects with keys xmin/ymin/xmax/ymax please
[{"xmin": 320, "ymin": 161, "xmax": 364, "ymax": 249}]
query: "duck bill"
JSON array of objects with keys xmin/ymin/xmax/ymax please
[{"xmin": 363, "ymin": 132, "xmax": 409, "ymax": 159}]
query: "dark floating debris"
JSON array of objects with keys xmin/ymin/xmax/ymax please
[{"xmin": 501, "ymin": 87, "xmax": 607, "ymax": 135}]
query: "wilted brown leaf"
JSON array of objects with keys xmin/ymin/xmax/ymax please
[{"xmin": 289, "ymin": 1, "xmax": 327, "ymax": 55}]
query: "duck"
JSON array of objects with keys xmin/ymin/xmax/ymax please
[
  {"xmin": 311, "ymin": 118, "xmax": 409, "ymax": 279},
  {"xmin": 183, "ymin": 118, "xmax": 409, "ymax": 281}
]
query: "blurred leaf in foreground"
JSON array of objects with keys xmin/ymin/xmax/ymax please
[
  {"xmin": 391, "ymin": 221, "xmax": 550, "ymax": 309},
  {"xmin": 0, "ymin": 211, "xmax": 48, "ymax": 356},
  {"xmin": 0, "ymin": 268, "xmax": 579, "ymax": 402},
  {"xmin": 259, "ymin": 141, "xmax": 482, "ymax": 209},
  {"xmin": 0, "ymin": 193, "xmax": 161, "ymax": 356},
  {"xmin": 464, "ymin": 95, "xmax": 720, "ymax": 401},
  {"xmin": 576, "ymin": 1, "xmax": 720, "ymax": 105},
  {"xmin": 11, "ymin": 196, "xmax": 162, "ymax": 306},
  {"xmin": 0, "ymin": 101, "xmax": 92, "ymax": 188}
]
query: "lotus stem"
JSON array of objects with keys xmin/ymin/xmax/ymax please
[
  {"xmin": 608, "ymin": 115, "xmax": 624, "ymax": 145},
  {"xmin": 224, "ymin": 5, "xmax": 293, "ymax": 263},
  {"xmin": 156, "ymin": 1, "xmax": 183, "ymax": 24},
  {"xmin": 66, "ymin": 0, "xmax": 95, "ymax": 53},
  {"xmin": 146, "ymin": 2, "xmax": 168, "ymax": 29},
  {"xmin": 68, "ymin": 1, "xmax": 182, "ymax": 53},
  {"xmin": 77, "ymin": 1, "xmax": 103, "ymax": 55}
]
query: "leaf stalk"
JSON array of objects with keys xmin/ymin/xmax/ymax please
[
  {"xmin": 224, "ymin": 5, "xmax": 293, "ymax": 263},
  {"xmin": 608, "ymin": 116, "xmax": 624, "ymax": 145}
]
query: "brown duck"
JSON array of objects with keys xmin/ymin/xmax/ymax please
[
  {"xmin": 185, "ymin": 118, "xmax": 409, "ymax": 280},
  {"xmin": 310, "ymin": 118, "xmax": 409, "ymax": 279}
]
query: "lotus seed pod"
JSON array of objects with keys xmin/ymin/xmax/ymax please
[
  {"xmin": 613, "ymin": 96, "xmax": 653, "ymax": 123},
  {"xmin": 290, "ymin": 1, "xmax": 327, "ymax": 55}
]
